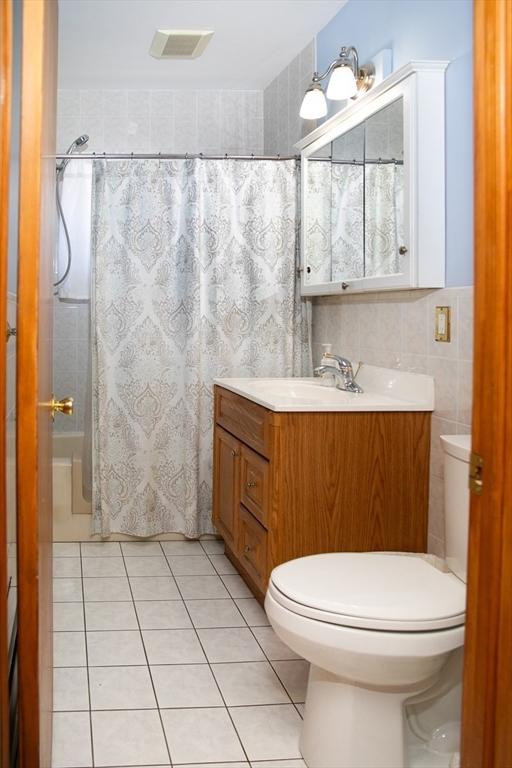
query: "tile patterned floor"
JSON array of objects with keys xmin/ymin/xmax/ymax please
[{"xmin": 52, "ymin": 540, "xmax": 309, "ymax": 768}]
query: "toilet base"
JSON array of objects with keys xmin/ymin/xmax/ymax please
[{"xmin": 300, "ymin": 664, "xmax": 413, "ymax": 768}]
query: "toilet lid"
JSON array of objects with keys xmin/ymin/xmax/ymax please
[{"xmin": 269, "ymin": 553, "xmax": 466, "ymax": 631}]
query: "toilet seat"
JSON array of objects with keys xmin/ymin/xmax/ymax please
[{"xmin": 269, "ymin": 552, "xmax": 466, "ymax": 632}]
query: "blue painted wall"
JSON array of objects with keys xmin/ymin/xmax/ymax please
[{"xmin": 316, "ymin": 0, "xmax": 473, "ymax": 286}]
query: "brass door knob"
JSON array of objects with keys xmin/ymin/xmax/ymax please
[
  {"xmin": 246, "ymin": 481, "xmax": 257, "ymax": 488},
  {"xmin": 50, "ymin": 396, "xmax": 74, "ymax": 421}
]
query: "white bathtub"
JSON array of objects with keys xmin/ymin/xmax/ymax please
[
  {"xmin": 52, "ymin": 431, "xmax": 219, "ymax": 543},
  {"xmin": 53, "ymin": 431, "xmax": 92, "ymax": 541}
]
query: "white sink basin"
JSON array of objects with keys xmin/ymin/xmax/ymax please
[{"xmin": 214, "ymin": 365, "xmax": 434, "ymax": 412}]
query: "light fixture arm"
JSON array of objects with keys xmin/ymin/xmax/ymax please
[{"xmin": 312, "ymin": 46, "xmax": 359, "ymax": 84}]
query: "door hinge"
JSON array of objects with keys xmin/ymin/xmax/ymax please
[{"xmin": 469, "ymin": 451, "xmax": 483, "ymax": 495}]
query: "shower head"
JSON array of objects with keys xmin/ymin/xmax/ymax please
[{"xmin": 65, "ymin": 134, "xmax": 89, "ymax": 155}]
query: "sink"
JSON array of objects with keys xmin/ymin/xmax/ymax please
[{"xmin": 214, "ymin": 365, "xmax": 434, "ymax": 412}]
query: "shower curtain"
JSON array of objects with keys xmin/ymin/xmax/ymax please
[
  {"xmin": 91, "ymin": 158, "xmax": 309, "ymax": 537},
  {"xmin": 365, "ymin": 163, "xmax": 404, "ymax": 277}
]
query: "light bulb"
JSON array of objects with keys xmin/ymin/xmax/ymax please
[
  {"xmin": 299, "ymin": 84, "xmax": 328, "ymax": 119},
  {"xmin": 326, "ymin": 64, "xmax": 358, "ymax": 100}
]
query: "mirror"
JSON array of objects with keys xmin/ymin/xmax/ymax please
[{"xmin": 304, "ymin": 98, "xmax": 405, "ymax": 286}]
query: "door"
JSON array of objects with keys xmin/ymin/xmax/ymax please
[
  {"xmin": 460, "ymin": 0, "xmax": 512, "ymax": 765},
  {"xmin": 213, "ymin": 426, "xmax": 240, "ymax": 551},
  {"xmin": 0, "ymin": 1, "xmax": 13, "ymax": 764},
  {"xmin": 16, "ymin": 1, "xmax": 57, "ymax": 765}
]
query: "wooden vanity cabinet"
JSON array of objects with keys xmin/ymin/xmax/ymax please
[{"xmin": 212, "ymin": 385, "xmax": 431, "ymax": 602}]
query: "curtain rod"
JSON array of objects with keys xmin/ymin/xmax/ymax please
[
  {"xmin": 53, "ymin": 152, "xmax": 300, "ymax": 161},
  {"xmin": 308, "ymin": 157, "xmax": 404, "ymax": 166}
]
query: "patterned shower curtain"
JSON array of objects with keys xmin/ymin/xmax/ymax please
[
  {"xmin": 91, "ymin": 159, "xmax": 309, "ymax": 537},
  {"xmin": 365, "ymin": 163, "xmax": 404, "ymax": 277}
]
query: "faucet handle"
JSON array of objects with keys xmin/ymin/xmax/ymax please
[{"xmin": 324, "ymin": 352, "xmax": 353, "ymax": 372}]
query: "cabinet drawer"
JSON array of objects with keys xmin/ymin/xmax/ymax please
[
  {"xmin": 237, "ymin": 506, "xmax": 268, "ymax": 593},
  {"xmin": 215, "ymin": 386, "xmax": 272, "ymax": 457},
  {"xmin": 240, "ymin": 445, "xmax": 269, "ymax": 528}
]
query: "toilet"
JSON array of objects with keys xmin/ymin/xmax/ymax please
[{"xmin": 265, "ymin": 434, "xmax": 470, "ymax": 768}]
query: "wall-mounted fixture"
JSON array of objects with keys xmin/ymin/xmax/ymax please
[{"xmin": 300, "ymin": 46, "xmax": 375, "ymax": 119}]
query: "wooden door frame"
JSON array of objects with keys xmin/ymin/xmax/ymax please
[
  {"xmin": 16, "ymin": 1, "xmax": 57, "ymax": 765},
  {"xmin": 0, "ymin": 0, "xmax": 13, "ymax": 764},
  {"xmin": 461, "ymin": 0, "xmax": 512, "ymax": 765}
]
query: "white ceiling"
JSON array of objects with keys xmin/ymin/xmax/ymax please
[{"xmin": 58, "ymin": 0, "xmax": 346, "ymax": 90}]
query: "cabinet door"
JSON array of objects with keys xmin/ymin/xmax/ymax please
[
  {"xmin": 240, "ymin": 445, "xmax": 270, "ymax": 528},
  {"xmin": 212, "ymin": 426, "xmax": 240, "ymax": 551},
  {"xmin": 238, "ymin": 506, "xmax": 268, "ymax": 593}
]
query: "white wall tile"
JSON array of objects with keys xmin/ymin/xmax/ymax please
[{"xmin": 263, "ymin": 40, "xmax": 317, "ymax": 155}]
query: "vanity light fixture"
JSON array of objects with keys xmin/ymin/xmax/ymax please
[{"xmin": 300, "ymin": 45, "xmax": 375, "ymax": 119}]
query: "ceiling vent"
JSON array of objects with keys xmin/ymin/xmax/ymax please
[{"xmin": 150, "ymin": 29, "xmax": 214, "ymax": 59}]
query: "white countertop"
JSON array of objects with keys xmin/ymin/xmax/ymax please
[{"xmin": 214, "ymin": 366, "xmax": 435, "ymax": 413}]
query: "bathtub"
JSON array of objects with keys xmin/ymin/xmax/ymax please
[
  {"xmin": 53, "ymin": 431, "xmax": 92, "ymax": 541},
  {"xmin": 52, "ymin": 431, "xmax": 218, "ymax": 543}
]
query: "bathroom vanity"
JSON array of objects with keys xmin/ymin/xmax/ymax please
[{"xmin": 212, "ymin": 367, "xmax": 434, "ymax": 601}]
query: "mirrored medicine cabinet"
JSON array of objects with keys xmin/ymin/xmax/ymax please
[{"xmin": 298, "ymin": 61, "xmax": 448, "ymax": 295}]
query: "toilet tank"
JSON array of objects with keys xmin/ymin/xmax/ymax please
[{"xmin": 440, "ymin": 435, "xmax": 471, "ymax": 583}]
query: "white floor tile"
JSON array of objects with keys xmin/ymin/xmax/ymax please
[
  {"xmin": 81, "ymin": 542, "xmax": 121, "ymax": 557},
  {"xmin": 221, "ymin": 574, "xmax": 253, "ymax": 598},
  {"xmin": 53, "ymin": 667, "xmax": 89, "ymax": 711},
  {"xmin": 209, "ymin": 554, "xmax": 238, "ymax": 574},
  {"xmin": 52, "ymin": 711, "xmax": 92, "ymax": 767},
  {"xmin": 235, "ymin": 598, "xmax": 270, "ymax": 626},
  {"xmin": 212, "ymin": 661, "xmax": 289, "ymax": 706},
  {"xmin": 89, "ymin": 665, "xmax": 157, "ymax": 710},
  {"xmin": 161, "ymin": 707, "xmax": 245, "ymax": 764},
  {"xmin": 85, "ymin": 601, "xmax": 138, "ymax": 630},
  {"xmin": 186, "ymin": 761, "xmax": 249, "ymax": 768},
  {"xmin": 272, "ymin": 660, "xmax": 309, "ymax": 703},
  {"xmin": 92, "ymin": 709, "xmax": 169, "ymax": 767},
  {"xmin": 53, "ymin": 632, "xmax": 87, "ymax": 667},
  {"xmin": 53, "ymin": 542, "xmax": 80, "ymax": 557},
  {"xmin": 229, "ymin": 704, "xmax": 302, "ymax": 761},
  {"xmin": 53, "ymin": 577, "xmax": 83, "ymax": 602},
  {"xmin": 200, "ymin": 539, "xmax": 225, "ymax": 555},
  {"xmin": 251, "ymin": 626, "xmax": 301, "ymax": 661},
  {"xmin": 161, "ymin": 540, "xmax": 203, "ymax": 556},
  {"xmin": 121, "ymin": 541, "xmax": 163, "ymax": 556},
  {"xmin": 82, "ymin": 556, "xmax": 126, "ymax": 577},
  {"xmin": 53, "ymin": 557, "xmax": 81, "ymax": 578},
  {"xmin": 87, "ymin": 630, "xmax": 146, "ymax": 666},
  {"xmin": 166, "ymin": 555, "xmax": 216, "ymax": 576},
  {"xmin": 53, "ymin": 602, "xmax": 85, "ymax": 631},
  {"xmin": 151, "ymin": 663, "xmax": 223, "ymax": 708},
  {"xmin": 176, "ymin": 574, "xmax": 230, "ymax": 600},
  {"xmin": 184, "ymin": 764, "xmax": 248, "ymax": 768},
  {"xmin": 135, "ymin": 600, "xmax": 192, "ymax": 629},
  {"xmin": 142, "ymin": 629, "xmax": 206, "ymax": 664},
  {"xmin": 124, "ymin": 555, "xmax": 171, "ymax": 577},
  {"xmin": 250, "ymin": 761, "xmax": 306, "ymax": 768},
  {"xmin": 82, "ymin": 576, "xmax": 131, "ymax": 602},
  {"xmin": 186, "ymin": 599, "xmax": 245, "ymax": 629},
  {"xmin": 129, "ymin": 575, "xmax": 180, "ymax": 601},
  {"xmin": 197, "ymin": 627, "xmax": 265, "ymax": 663}
]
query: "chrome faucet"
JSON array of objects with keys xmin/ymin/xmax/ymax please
[{"xmin": 314, "ymin": 352, "xmax": 363, "ymax": 393}]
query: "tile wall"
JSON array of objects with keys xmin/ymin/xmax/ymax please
[
  {"xmin": 53, "ymin": 300, "xmax": 90, "ymax": 433},
  {"xmin": 312, "ymin": 286, "xmax": 474, "ymax": 556},
  {"xmin": 57, "ymin": 88, "xmax": 264, "ymax": 155},
  {"xmin": 263, "ymin": 40, "xmax": 317, "ymax": 155}
]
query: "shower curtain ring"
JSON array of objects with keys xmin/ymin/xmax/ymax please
[{"xmin": 224, "ymin": 153, "xmax": 228, "ymax": 160}]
